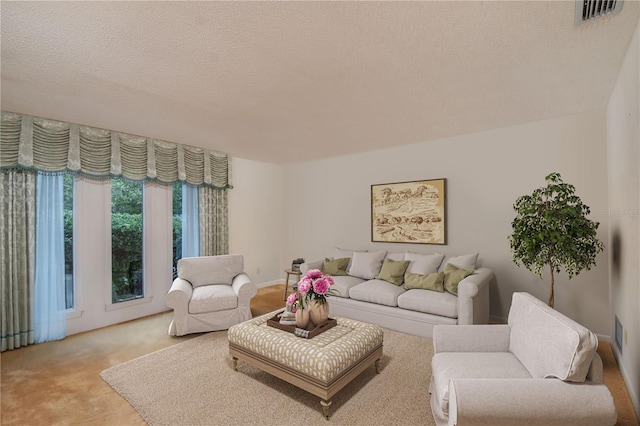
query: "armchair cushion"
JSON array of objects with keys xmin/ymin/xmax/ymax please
[
  {"xmin": 177, "ymin": 254, "xmax": 244, "ymax": 288},
  {"xmin": 431, "ymin": 352, "xmax": 532, "ymax": 416},
  {"xmin": 508, "ymin": 292, "xmax": 598, "ymax": 382},
  {"xmin": 189, "ymin": 284, "xmax": 238, "ymax": 314}
]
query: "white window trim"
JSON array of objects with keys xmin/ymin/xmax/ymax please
[{"xmin": 104, "ymin": 295, "xmax": 153, "ymax": 312}]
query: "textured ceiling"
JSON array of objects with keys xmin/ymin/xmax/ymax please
[{"xmin": 1, "ymin": 1, "xmax": 639, "ymax": 164}]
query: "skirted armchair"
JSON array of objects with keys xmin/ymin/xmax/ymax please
[
  {"xmin": 429, "ymin": 292, "xmax": 617, "ymax": 425},
  {"xmin": 167, "ymin": 254, "xmax": 257, "ymax": 336}
]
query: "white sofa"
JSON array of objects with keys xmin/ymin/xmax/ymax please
[
  {"xmin": 167, "ymin": 254, "xmax": 257, "ymax": 336},
  {"xmin": 430, "ymin": 292, "xmax": 617, "ymax": 426},
  {"xmin": 300, "ymin": 248, "xmax": 493, "ymax": 338}
]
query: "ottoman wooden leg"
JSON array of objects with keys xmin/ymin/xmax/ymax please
[
  {"xmin": 320, "ymin": 399, "xmax": 332, "ymax": 420},
  {"xmin": 232, "ymin": 357, "xmax": 238, "ymax": 372},
  {"xmin": 375, "ymin": 358, "xmax": 381, "ymax": 373}
]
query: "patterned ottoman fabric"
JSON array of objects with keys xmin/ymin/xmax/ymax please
[{"xmin": 228, "ymin": 310, "xmax": 384, "ymax": 382}]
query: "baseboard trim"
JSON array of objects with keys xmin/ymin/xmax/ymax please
[
  {"xmin": 612, "ymin": 342, "xmax": 640, "ymax": 420},
  {"xmin": 256, "ymin": 280, "xmax": 281, "ymax": 288}
]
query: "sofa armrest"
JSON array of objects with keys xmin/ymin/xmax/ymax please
[
  {"xmin": 449, "ymin": 378, "xmax": 617, "ymax": 426},
  {"xmin": 166, "ymin": 277, "xmax": 193, "ymax": 309},
  {"xmin": 232, "ymin": 272, "xmax": 257, "ymax": 301},
  {"xmin": 300, "ymin": 259, "xmax": 323, "ymax": 274},
  {"xmin": 433, "ymin": 324, "xmax": 511, "ymax": 353},
  {"xmin": 587, "ymin": 352, "xmax": 604, "ymax": 384},
  {"xmin": 457, "ymin": 267, "xmax": 493, "ymax": 325}
]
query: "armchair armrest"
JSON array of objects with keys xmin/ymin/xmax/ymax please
[
  {"xmin": 232, "ymin": 272, "xmax": 257, "ymax": 301},
  {"xmin": 449, "ymin": 378, "xmax": 617, "ymax": 426},
  {"xmin": 433, "ymin": 324, "xmax": 511, "ymax": 353},
  {"xmin": 300, "ymin": 260, "xmax": 323, "ymax": 274},
  {"xmin": 166, "ymin": 277, "xmax": 193, "ymax": 309}
]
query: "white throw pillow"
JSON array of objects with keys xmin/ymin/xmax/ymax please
[
  {"xmin": 385, "ymin": 252, "xmax": 406, "ymax": 261},
  {"xmin": 348, "ymin": 251, "xmax": 387, "ymax": 279},
  {"xmin": 333, "ymin": 247, "xmax": 366, "ymax": 269},
  {"xmin": 404, "ymin": 253, "xmax": 445, "ymax": 275},
  {"xmin": 439, "ymin": 253, "xmax": 478, "ymax": 271}
]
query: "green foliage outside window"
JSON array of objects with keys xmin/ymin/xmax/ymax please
[
  {"xmin": 172, "ymin": 181, "xmax": 183, "ymax": 279},
  {"xmin": 111, "ymin": 178, "xmax": 143, "ymax": 303},
  {"xmin": 62, "ymin": 177, "xmax": 185, "ymax": 303}
]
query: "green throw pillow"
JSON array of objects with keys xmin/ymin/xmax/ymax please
[
  {"xmin": 376, "ymin": 258, "xmax": 411, "ymax": 286},
  {"xmin": 443, "ymin": 263, "xmax": 475, "ymax": 295},
  {"xmin": 322, "ymin": 257, "xmax": 349, "ymax": 276},
  {"xmin": 404, "ymin": 272, "xmax": 445, "ymax": 292}
]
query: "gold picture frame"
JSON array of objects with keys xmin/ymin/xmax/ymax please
[{"xmin": 371, "ymin": 178, "xmax": 447, "ymax": 244}]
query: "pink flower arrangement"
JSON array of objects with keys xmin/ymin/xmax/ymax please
[
  {"xmin": 286, "ymin": 292, "xmax": 299, "ymax": 312},
  {"xmin": 296, "ymin": 269, "xmax": 339, "ymax": 307}
]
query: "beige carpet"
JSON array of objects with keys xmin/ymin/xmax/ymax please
[{"xmin": 100, "ymin": 323, "xmax": 435, "ymax": 426}]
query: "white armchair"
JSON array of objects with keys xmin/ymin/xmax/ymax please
[
  {"xmin": 167, "ymin": 254, "xmax": 257, "ymax": 336},
  {"xmin": 430, "ymin": 292, "xmax": 617, "ymax": 425}
]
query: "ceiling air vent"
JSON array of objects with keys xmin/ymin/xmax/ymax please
[{"xmin": 575, "ymin": 0, "xmax": 624, "ymax": 25}]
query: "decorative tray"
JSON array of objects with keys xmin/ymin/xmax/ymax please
[{"xmin": 267, "ymin": 311, "xmax": 337, "ymax": 339}]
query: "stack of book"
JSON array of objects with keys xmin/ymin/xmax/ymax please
[{"xmin": 278, "ymin": 311, "xmax": 296, "ymax": 326}]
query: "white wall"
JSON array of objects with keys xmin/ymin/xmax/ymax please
[
  {"xmin": 65, "ymin": 157, "xmax": 286, "ymax": 336},
  {"xmin": 607, "ymin": 21, "xmax": 640, "ymax": 417},
  {"xmin": 67, "ymin": 179, "xmax": 174, "ymax": 335},
  {"xmin": 282, "ymin": 110, "xmax": 611, "ymax": 335},
  {"xmin": 228, "ymin": 157, "xmax": 284, "ymax": 287}
]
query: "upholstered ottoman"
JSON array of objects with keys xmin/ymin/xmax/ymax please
[{"xmin": 228, "ymin": 310, "xmax": 384, "ymax": 419}]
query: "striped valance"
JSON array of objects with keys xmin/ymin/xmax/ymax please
[{"xmin": 0, "ymin": 112, "xmax": 231, "ymax": 188}]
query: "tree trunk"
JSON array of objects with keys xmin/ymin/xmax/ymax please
[{"xmin": 548, "ymin": 265, "xmax": 555, "ymax": 308}]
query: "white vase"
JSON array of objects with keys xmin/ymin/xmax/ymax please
[
  {"xmin": 308, "ymin": 300, "xmax": 329, "ymax": 326},
  {"xmin": 295, "ymin": 308, "xmax": 310, "ymax": 328}
]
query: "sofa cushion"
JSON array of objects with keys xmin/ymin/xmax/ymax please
[
  {"xmin": 404, "ymin": 272, "xmax": 445, "ymax": 292},
  {"xmin": 334, "ymin": 247, "xmax": 366, "ymax": 269},
  {"xmin": 349, "ymin": 279, "xmax": 406, "ymax": 307},
  {"xmin": 431, "ymin": 352, "xmax": 532, "ymax": 416},
  {"xmin": 443, "ymin": 263, "xmax": 475, "ymax": 295},
  {"xmin": 322, "ymin": 257, "xmax": 350, "ymax": 276},
  {"xmin": 508, "ymin": 292, "xmax": 598, "ymax": 382},
  {"xmin": 178, "ymin": 255, "xmax": 243, "ymax": 288},
  {"xmin": 405, "ymin": 253, "xmax": 445, "ymax": 275},
  {"xmin": 439, "ymin": 253, "xmax": 478, "ymax": 271},
  {"xmin": 189, "ymin": 284, "xmax": 238, "ymax": 314},
  {"xmin": 349, "ymin": 251, "xmax": 387, "ymax": 279},
  {"xmin": 377, "ymin": 258, "xmax": 411, "ymax": 285},
  {"xmin": 330, "ymin": 275, "xmax": 366, "ymax": 298},
  {"xmin": 397, "ymin": 288, "xmax": 458, "ymax": 318}
]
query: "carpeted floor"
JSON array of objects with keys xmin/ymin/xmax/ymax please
[
  {"xmin": 100, "ymin": 323, "xmax": 434, "ymax": 425},
  {"xmin": 1, "ymin": 284, "xmax": 638, "ymax": 425}
]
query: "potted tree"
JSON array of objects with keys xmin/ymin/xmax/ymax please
[{"xmin": 508, "ymin": 172, "xmax": 604, "ymax": 307}]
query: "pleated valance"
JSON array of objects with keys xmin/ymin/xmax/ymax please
[{"xmin": 0, "ymin": 111, "xmax": 231, "ymax": 188}]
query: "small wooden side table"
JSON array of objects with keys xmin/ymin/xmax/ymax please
[{"xmin": 283, "ymin": 269, "xmax": 302, "ymax": 301}]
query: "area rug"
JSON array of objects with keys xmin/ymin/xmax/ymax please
[{"xmin": 101, "ymin": 327, "xmax": 435, "ymax": 425}]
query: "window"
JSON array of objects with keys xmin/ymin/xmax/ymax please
[
  {"xmin": 63, "ymin": 173, "xmax": 74, "ymax": 309},
  {"xmin": 172, "ymin": 182, "xmax": 199, "ymax": 279},
  {"xmin": 111, "ymin": 177, "xmax": 144, "ymax": 303},
  {"xmin": 172, "ymin": 181, "xmax": 182, "ymax": 279}
]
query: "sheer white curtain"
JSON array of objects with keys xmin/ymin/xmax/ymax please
[
  {"xmin": 181, "ymin": 184, "xmax": 199, "ymax": 258},
  {"xmin": 34, "ymin": 173, "xmax": 66, "ymax": 343}
]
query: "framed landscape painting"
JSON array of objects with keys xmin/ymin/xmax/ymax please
[{"xmin": 371, "ymin": 178, "xmax": 447, "ymax": 244}]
